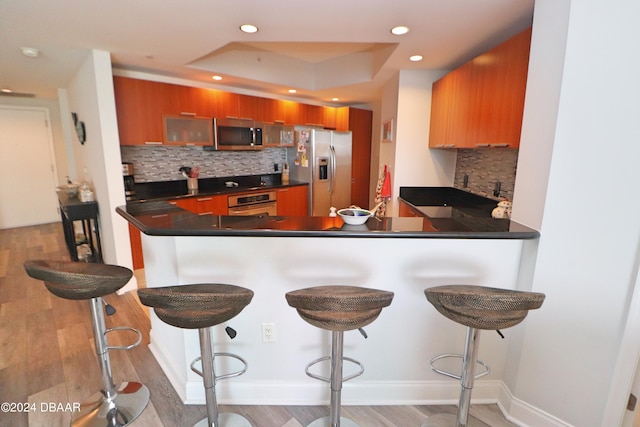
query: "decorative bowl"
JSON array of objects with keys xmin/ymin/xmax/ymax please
[
  {"xmin": 337, "ymin": 208, "xmax": 372, "ymax": 225},
  {"xmin": 57, "ymin": 184, "xmax": 80, "ymax": 198}
]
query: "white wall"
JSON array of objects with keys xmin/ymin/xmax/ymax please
[
  {"xmin": 378, "ymin": 70, "xmax": 456, "ymax": 216},
  {"xmin": 142, "ymin": 233, "xmax": 528, "ymax": 404},
  {"xmin": 64, "ymin": 50, "xmax": 135, "ymax": 288},
  {"xmin": 507, "ymin": 0, "xmax": 640, "ymax": 426}
]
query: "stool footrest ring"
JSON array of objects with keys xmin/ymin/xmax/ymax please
[
  {"xmin": 305, "ymin": 355, "xmax": 364, "ymax": 383},
  {"xmin": 104, "ymin": 326, "xmax": 143, "ymax": 351},
  {"xmin": 190, "ymin": 352, "xmax": 248, "ymax": 381},
  {"xmin": 430, "ymin": 353, "xmax": 490, "ymax": 380}
]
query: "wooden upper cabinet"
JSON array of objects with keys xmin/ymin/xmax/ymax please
[
  {"xmin": 429, "ymin": 27, "xmax": 532, "ymax": 149},
  {"xmin": 113, "ymin": 76, "xmax": 145, "ymax": 145},
  {"xmin": 237, "ymin": 94, "xmax": 259, "ymax": 120}
]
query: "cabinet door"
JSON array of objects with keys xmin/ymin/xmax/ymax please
[
  {"xmin": 163, "ymin": 115, "xmax": 213, "ymax": 146},
  {"xmin": 114, "ymin": 77, "xmax": 146, "ymax": 145},
  {"xmin": 128, "ymin": 224, "xmax": 144, "ymax": 269},
  {"xmin": 238, "ymin": 94, "xmax": 259, "ymax": 121},
  {"xmin": 192, "ymin": 195, "xmax": 228, "ymax": 215},
  {"xmin": 349, "ymin": 108, "xmax": 373, "ymax": 209},
  {"xmin": 429, "ymin": 27, "xmax": 531, "ymax": 149},
  {"xmin": 277, "ymin": 186, "xmax": 308, "ymax": 216},
  {"xmin": 397, "ymin": 200, "xmax": 438, "ymax": 231},
  {"xmin": 473, "ymin": 27, "xmax": 532, "ymax": 148},
  {"xmin": 170, "ymin": 196, "xmax": 227, "ymax": 215}
]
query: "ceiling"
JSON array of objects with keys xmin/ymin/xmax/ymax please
[{"xmin": 0, "ymin": 0, "xmax": 534, "ymax": 106}]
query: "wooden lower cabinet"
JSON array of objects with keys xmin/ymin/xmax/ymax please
[
  {"xmin": 128, "ymin": 224, "xmax": 144, "ymax": 270},
  {"xmin": 398, "ymin": 200, "xmax": 438, "ymax": 231},
  {"xmin": 170, "ymin": 195, "xmax": 228, "ymax": 216},
  {"xmin": 130, "ymin": 187, "xmax": 309, "ymax": 268},
  {"xmin": 276, "ymin": 185, "xmax": 308, "ymax": 216}
]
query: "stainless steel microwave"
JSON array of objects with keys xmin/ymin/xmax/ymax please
[{"xmin": 211, "ymin": 117, "xmax": 263, "ymax": 151}]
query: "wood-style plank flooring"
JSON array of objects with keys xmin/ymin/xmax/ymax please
[{"xmin": 0, "ymin": 222, "xmax": 517, "ymax": 427}]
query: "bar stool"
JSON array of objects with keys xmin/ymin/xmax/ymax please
[
  {"xmin": 423, "ymin": 285, "xmax": 545, "ymax": 427},
  {"xmin": 286, "ymin": 285, "xmax": 394, "ymax": 427},
  {"xmin": 23, "ymin": 260, "xmax": 149, "ymax": 427},
  {"xmin": 137, "ymin": 284, "xmax": 254, "ymax": 427}
]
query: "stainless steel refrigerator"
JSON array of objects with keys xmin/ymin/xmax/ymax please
[{"xmin": 287, "ymin": 129, "xmax": 352, "ymax": 216}]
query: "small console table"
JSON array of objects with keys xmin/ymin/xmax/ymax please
[{"xmin": 57, "ymin": 191, "xmax": 103, "ymax": 263}]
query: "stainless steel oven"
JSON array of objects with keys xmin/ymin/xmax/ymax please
[{"xmin": 228, "ymin": 191, "xmax": 277, "ymax": 216}]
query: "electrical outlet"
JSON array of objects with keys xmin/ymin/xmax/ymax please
[{"xmin": 262, "ymin": 322, "xmax": 276, "ymax": 342}]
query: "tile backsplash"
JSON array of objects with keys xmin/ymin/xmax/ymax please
[
  {"xmin": 121, "ymin": 146, "xmax": 287, "ymax": 182},
  {"xmin": 453, "ymin": 148, "xmax": 519, "ymax": 201}
]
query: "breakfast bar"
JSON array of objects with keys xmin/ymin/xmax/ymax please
[{"xmin": 117, "ymin": 201, "xmax": 539, "ymax": 407}]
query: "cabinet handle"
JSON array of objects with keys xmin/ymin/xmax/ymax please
[
  {"xmin": 198, "ymin": 212, "xmax": 213, "ymax": 216},
  {"xmin": 180, "ymin": 112, "xmax": 197, "ymax": 116},
  {"xmin": 475, "ymin": 143, "xmax": 491, "ymax": 147},
  {"xmin": 274, "ymin": 120, "xmax": 285, "ymax": 124},
  {"xmin": 491, "ymin": 143, "xmax": 510, "ymax": 147},
  {"xmin": 144, "ymin": 141, "xmax": 163, "ymax": 145},
  {"xmin": 151, "ymin": 214, "xmax": 169, "ymax": 218},
  {"xmin": 239, "ymin": 117, "xmax": 253, "ymax": 121},
  {"xmin": 197, "ymin": 197, "xmax": 213, "ymax": 202},
  {"xmin": 442, "ymin": 144, "xmax": 456, "ymax": 148},
  {"xmin": 185, "ymin": 143, "xmax": 196, "ymax": 146},
  {"xmin": 168, "ymin": 201, "xmax": 177, "ymax": 205},
  {"xmin": 226, "ymin": 116, "xmax": 239, "ymax": 119}
]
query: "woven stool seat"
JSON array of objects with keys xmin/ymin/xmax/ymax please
[
  {"xmin": 23, "ymin": 259, "xmax": 149, "ymax": 426},
  {"xmin": 24, "ymin": 259, "xmax": 132, "ymax": 300},
  {"xmin": 286, "ymin": 285, "xmax": 394, "ymax": 331},
  {"xmin": 425, "ymin": 285, "xmax": 545, "ymax": 330},
  {"xmin": 138, "ymin": 284, "xmax": 254, "ymax": 329}
]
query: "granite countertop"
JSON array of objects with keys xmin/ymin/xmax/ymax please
[
  {"xmin": 398, "ymin": 186, "xmax": 529, "ymax": 234},
  {"xmin": 117, "ymin": 199, "xmax": 539, "ymax": 240},
  {"xmin": 131, "ymin": 173, "xmax": 307, "ymax": 202}
]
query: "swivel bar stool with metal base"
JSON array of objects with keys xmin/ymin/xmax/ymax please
[
  {"xmin": 23, "ymin": 260, "xmax": 149, "ymax": 427},
  {"xmin": 423, "ymin": 285, "xmax": 545, "ymax": 427},
  {"xmin": 286, "ymin": 285, "xmax": 394, "ymax": 427},
  {"xmin": 137, "ymin": 284, "xmax": 254, "ymax": 427}
]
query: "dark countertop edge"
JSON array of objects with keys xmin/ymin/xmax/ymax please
[
  {"xmin": 116, "ymin": 205, "xmax": 540, "ymax": 240},
  {"xmin": 132, "ymin": 181, "xmax": 307, "ymax": 202}
]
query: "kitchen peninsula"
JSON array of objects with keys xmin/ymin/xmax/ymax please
[{"xmin": 118, "ymin": 201, "xmax": 539, "ymax": 407}]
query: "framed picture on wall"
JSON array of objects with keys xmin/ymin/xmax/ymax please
[{"xmin": 382, "ymin": 118, "xmax": 393, "ymax": 142}]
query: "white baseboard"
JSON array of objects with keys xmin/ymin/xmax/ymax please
[
  {"xmin": 498, "ymin": 384, "xmax": 574, "ymax": 427},
  {"xmin": 147, "ymin": 347, "xmax": 573, "ymax": 427}
]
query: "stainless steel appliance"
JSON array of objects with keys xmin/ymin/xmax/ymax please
[
  {"xmin": 228, "ymin": 191, "xmax": 277, "ymax": 216},
  {"xmin": 212, "ymin": 117, "xmax": 263, "ymax": 151},
  {"xmin": 122, "ymin": 162, "xmax": 135, "ymax": 201},
  {"xmin": 287, "ymin": 129, "xmax": 352, "ymax": 215}
]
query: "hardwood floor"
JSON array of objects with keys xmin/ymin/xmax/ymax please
[{"xmin": 0, "ymin": 222, "xmax": 517, "ymax": 427}]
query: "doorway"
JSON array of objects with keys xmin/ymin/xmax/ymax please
[{"xmin": 0, "ymin": 106, "xmax": 60, "ymax": 229}]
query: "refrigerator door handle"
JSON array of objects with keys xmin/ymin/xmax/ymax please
[{"xmin": 329, "ymin": 145, "xmax": 337, "ymax": 194}]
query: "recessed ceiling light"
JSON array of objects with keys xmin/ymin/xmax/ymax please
[
  {"xmin": 240, "ymin": 24, "xmax": 258, "ymax": 33},
  {"xmin": 1, "ymin": 88, "xmax": 13, "ymax": 93},
  {"xmin": 332, "ymin": 97, "xmax": 339, "ymax": 102},
  {"xmin": 391, "ymin": 26, "xmax": 410, "ymax": 35},
  {"xmin": 212, "ymin": 75, "xmax": 223, "ymax": 81},
  {"xmin": 409, "ymin": 55, "xmax": 423, "ymax": 62},
  {"xmin": 288, "ymin": 89, "xmax": 297, "ymax": 94},
  {"xmin": 21, "ymin": 46, "xmax": 40, "ymax": 58}
]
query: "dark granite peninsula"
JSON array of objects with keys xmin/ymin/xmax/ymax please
[
  {"xmin": 117, "ymin": 199, "xmax": 538, "ymax": 407},
  {"xmin": 117, "ymin": 200, "xmax": 538, "ymax": 239}
]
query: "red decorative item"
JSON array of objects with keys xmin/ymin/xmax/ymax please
[{"xmin": 381, "ymin": 165, "xmax": 391, "ymax": 198}]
